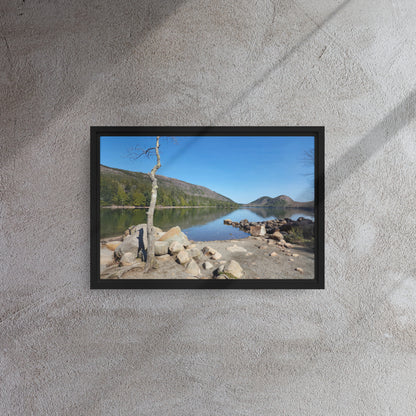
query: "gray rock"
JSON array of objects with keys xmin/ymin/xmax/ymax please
[
  {"xmin": 216, "ymin": 264, "xmax": 225, "ymax": 274},
  {"xmin": 214, "ymin": 274, "xmax": 228, "ymax": 279},
  {"xmin": 185, "ymin": 259, "xmax": 200, "ymax": 276},
  {"xmin": 177, "ymin": 250, "xmax": 191, "ymax": 264},
  {"xmin": 202, "ymin": 246, "xmax": 216, "ymax": 255},
  {"xmin": 186, "ymin": 247, "xmax": 203, "ymax": 259},
  {"xmin": 160, "ymin": 231, "xmax": 189, "ymax": 246},
  {"xmin": 158, "ymin": 226, "xmax": 182, "ymax": 241},
  {"xmin": 154, "ymin": 241, "xmax": 169, "ymax": 256},
  {"xmin": 100, "ymin": 246, "xmax": 114, "ymax": 267},
  {"xmin": 211, "ymin": 251, "xmax": 222, "ymax": 260},
  {"xmin": 224, "ymin": 260, "xmax": 243, "ymax": 278},
  {"xmin": 153, "ymin": 226, "xmax": 164, "ymax": 240},
  {"xmin": 169, "ymin": 241, "xmax": 184, "ymax": 254},
  {"xmin": 120, "ymin": 252, "xmax": 137, "ymax": 266},
  {"xmin": 202, "ymin": 261, "xmax": 213, "ymax": 270},
  {"xmin": 115, "ymin": 235, "xmax": 139, "ymax": 259},
  {"xmin": 271, "ymin": 231, "xmax": 284, "ymax": 241},
  {"xmin": 250, "ymin": 224, "xmax": 266, "ymax": 236},
  {"xmin": 226, "ymin": 244, "xmax": 247, "ymax": 253}
]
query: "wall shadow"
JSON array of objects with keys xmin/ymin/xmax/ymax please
[
  {"xmin": 326, "ymin": 89, "xmax": 416, "ymax": 195},
  {"xmin": 0, "ymin": 0, "xmax": 187, "ymax": 166}
]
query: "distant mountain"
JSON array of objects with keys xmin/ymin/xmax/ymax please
[
  {"xmin": 100, "ymin": 165, "xmax": 237, "ymax": 207},
  {"xmin": 245, "ymin": 195, "xmax": 314, "ymax": 209}
]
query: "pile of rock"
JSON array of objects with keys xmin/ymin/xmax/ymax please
[
  {"xmin": 223, "ymin": 217, "xmax": 314, "ymax": 240},
  {"xmin": 100, "ymin": 224, "xmax": 244, "ymax": 279}
]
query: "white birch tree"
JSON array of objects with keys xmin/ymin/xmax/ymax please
[{"xmin": 128, "ymin": 136, "xmax": 161, "ymax": 272}]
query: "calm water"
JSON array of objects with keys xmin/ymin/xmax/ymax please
[{"xmin": 101, "ymin": 206, "xmax": 314, "ymax": 241}]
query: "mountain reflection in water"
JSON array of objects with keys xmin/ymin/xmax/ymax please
[{"xmin": 100, "ymin": 206, "xmax": 314, "ymax": 241}]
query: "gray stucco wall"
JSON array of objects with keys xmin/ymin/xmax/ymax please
[{"xmin": 1, "ymin": 0, "xmax": 415, "ymax": 414}]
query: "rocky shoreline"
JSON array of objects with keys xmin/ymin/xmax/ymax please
[
  {"xmin": 223, "ymin": 216, "xmax": 314, "ymax": 240},
  {"xmin": 100, "ymin": 219, "xmax": 314, "ymax": 280}
]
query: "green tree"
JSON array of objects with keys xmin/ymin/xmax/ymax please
[
  {"xmin": 132, "ymin": 191, "xmax": 146, "ymax": 206},
  {"xmin": 113, "ymin": 183, "xmax": 129, "ymax": 205}
]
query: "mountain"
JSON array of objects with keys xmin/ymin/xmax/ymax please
[
  {"xmin": 245, "ymin": 195, "xmax": 314, "ymax": 209},
  {"xmin": 100, "ymin": 165, "xmax": 237, "ymax": 207}
]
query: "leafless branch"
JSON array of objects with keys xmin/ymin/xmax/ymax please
[{"xmin": 127, "ymin": 145, "xmax": 156, "ymax": 160}]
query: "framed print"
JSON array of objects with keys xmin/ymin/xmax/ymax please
[{"xmin": 91, "ymin": 127, "xmax": 324, "ymax": 289}]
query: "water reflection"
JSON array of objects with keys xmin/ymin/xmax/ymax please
[{"xmin": 100, "ymin": 206, "xmax": 314, "ymax": 240}]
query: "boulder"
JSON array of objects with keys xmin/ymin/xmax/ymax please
[
  {"xmin": 292, "ymin": 253, "xmax": 299, "ymax": 258},
  {"xmin": 105, "ymin": 241, "xmax": 121, "ymax": 251},
  {"xmin": 128, "ymin": 223, "xmax": 147, "ymax": 235},
  {"xmin": 250, "ymin": 224, "xmax": 266, "ymax": 237},
  {"xmin": 270, "ymin": 252, "xmax": 278, "ymax": 257},
  {"xmin": 295, "ymin": 267, "xmax": 304, "ymax": 273},
  {"xmin": 185, "ymin": 259, "xmax": 200, "ymax": 276},
  {"xmin": 211, "ymin": 251, "xmax": 222, "ymax": 260},
  {"xmin": 226, "ymin": 245, "xmax": 247, "ymax": 253},
  {"xmin": 153, "ymin": 227, "xmax": 165, "ymax": 240},
  {"xmin": 186, "ymin": 247, "xmax": 203, "ymax": 259},
  {"xmin": 120, "ymin": 252, "xmax": 137, "ymax": 266},
  {"xmin": 202, "ymin": 261, "xmax": 213, "ymax": 270},
  {"xmin": 224, "ymin": 260, "xmax": 243, "ymax": 278},
  {"xmin": 128, "ymin": 224, "xmax": 165, "ymax": 242},
  {"xmin": 202, "ymin": 246, "xmax": 216, "ymax": 255},
  {"xmin": 154, "ymin": 241, "xmax": 169, "ymax": 256},
  {"xmin": 223, "ymin": 219, "xmax": 233, "ymax": 225},
  {"xmin": 177, "ymin": 250, "xmax": 191, "ymax": 265},
  {"xmin": 115, "ymin": 235, "xmax": 139, "ymax": 259},
  {"xmin": 216, "ymin": 264, "xmax": 225, "ymax": 274},
  {"xmin": 100, "ymin": 247, "xmax": 114, "ymax": 266},
  {"xmin": 202, "ymin": 246, "xmax": 222, "ymax": 260},
  {"xmin": 214, "ymin": 274, "xmax": 228, "ymax": 279},
  {"xmin": 270, "ymin": 231, "xmax": 284, "ymax": 241},
  {"xmin": 169, "ymin": 241, "xmax": 184, "ymax": 255},
  {"xmin": 158, "ymin": 226, "xmax": 181, "ymax": 241}
]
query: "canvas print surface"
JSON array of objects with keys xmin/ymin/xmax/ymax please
[{"xmin": 98, "ymin": 134, "xmax": 316, "ymax": 281}]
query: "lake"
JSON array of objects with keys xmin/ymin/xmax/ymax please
[{"xmin": 100, "ymin": 206, "xmax": 314, "ymax": 241}]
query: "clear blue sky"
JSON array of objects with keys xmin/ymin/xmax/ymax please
[{"xmin": 100, "ymin": 136, "xmax": 314, "ymax": 204}]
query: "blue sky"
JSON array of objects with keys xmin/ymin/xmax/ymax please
[{"xmin": 100, "ymin": 136, "xmax": 314, "ymax": 204}]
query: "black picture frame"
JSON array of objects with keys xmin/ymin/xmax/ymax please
[{"xmin": 91, "ymin": 126, "xmax": 324, "ymax": 289}]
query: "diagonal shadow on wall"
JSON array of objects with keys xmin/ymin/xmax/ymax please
[
  {"xmin": 161, "ymin": 0, "xmax": 352, "ymax": 167},
  {"xmin": 0, "ymin": 0, "xmax": 187, "ymax": 166},
  {"xmin": 326, "ymin": 89, "xmax": 416, "ymax": 196}
]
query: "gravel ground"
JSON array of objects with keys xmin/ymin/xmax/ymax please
[{"xmin": 101, "ymin": 236, "xmax": 314, "ymax": 280}]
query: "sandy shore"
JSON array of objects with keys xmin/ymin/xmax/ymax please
[{"xmin": 101, "ymin": 236, "xmax": 314, "ymax": 280}]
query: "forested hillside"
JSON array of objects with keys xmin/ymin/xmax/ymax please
[{"xmin": 100, "ymin": 165, "xmax": 238, "ymax": 207}]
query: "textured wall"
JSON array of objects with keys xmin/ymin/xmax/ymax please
[{"xmin": 1, "ymin": 0, "xmax": 416, "ymax": 414}]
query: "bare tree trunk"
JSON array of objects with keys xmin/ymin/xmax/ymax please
[{"xmin": 144, "ymin": 136, "xmax": 161, "ymax": 272}]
